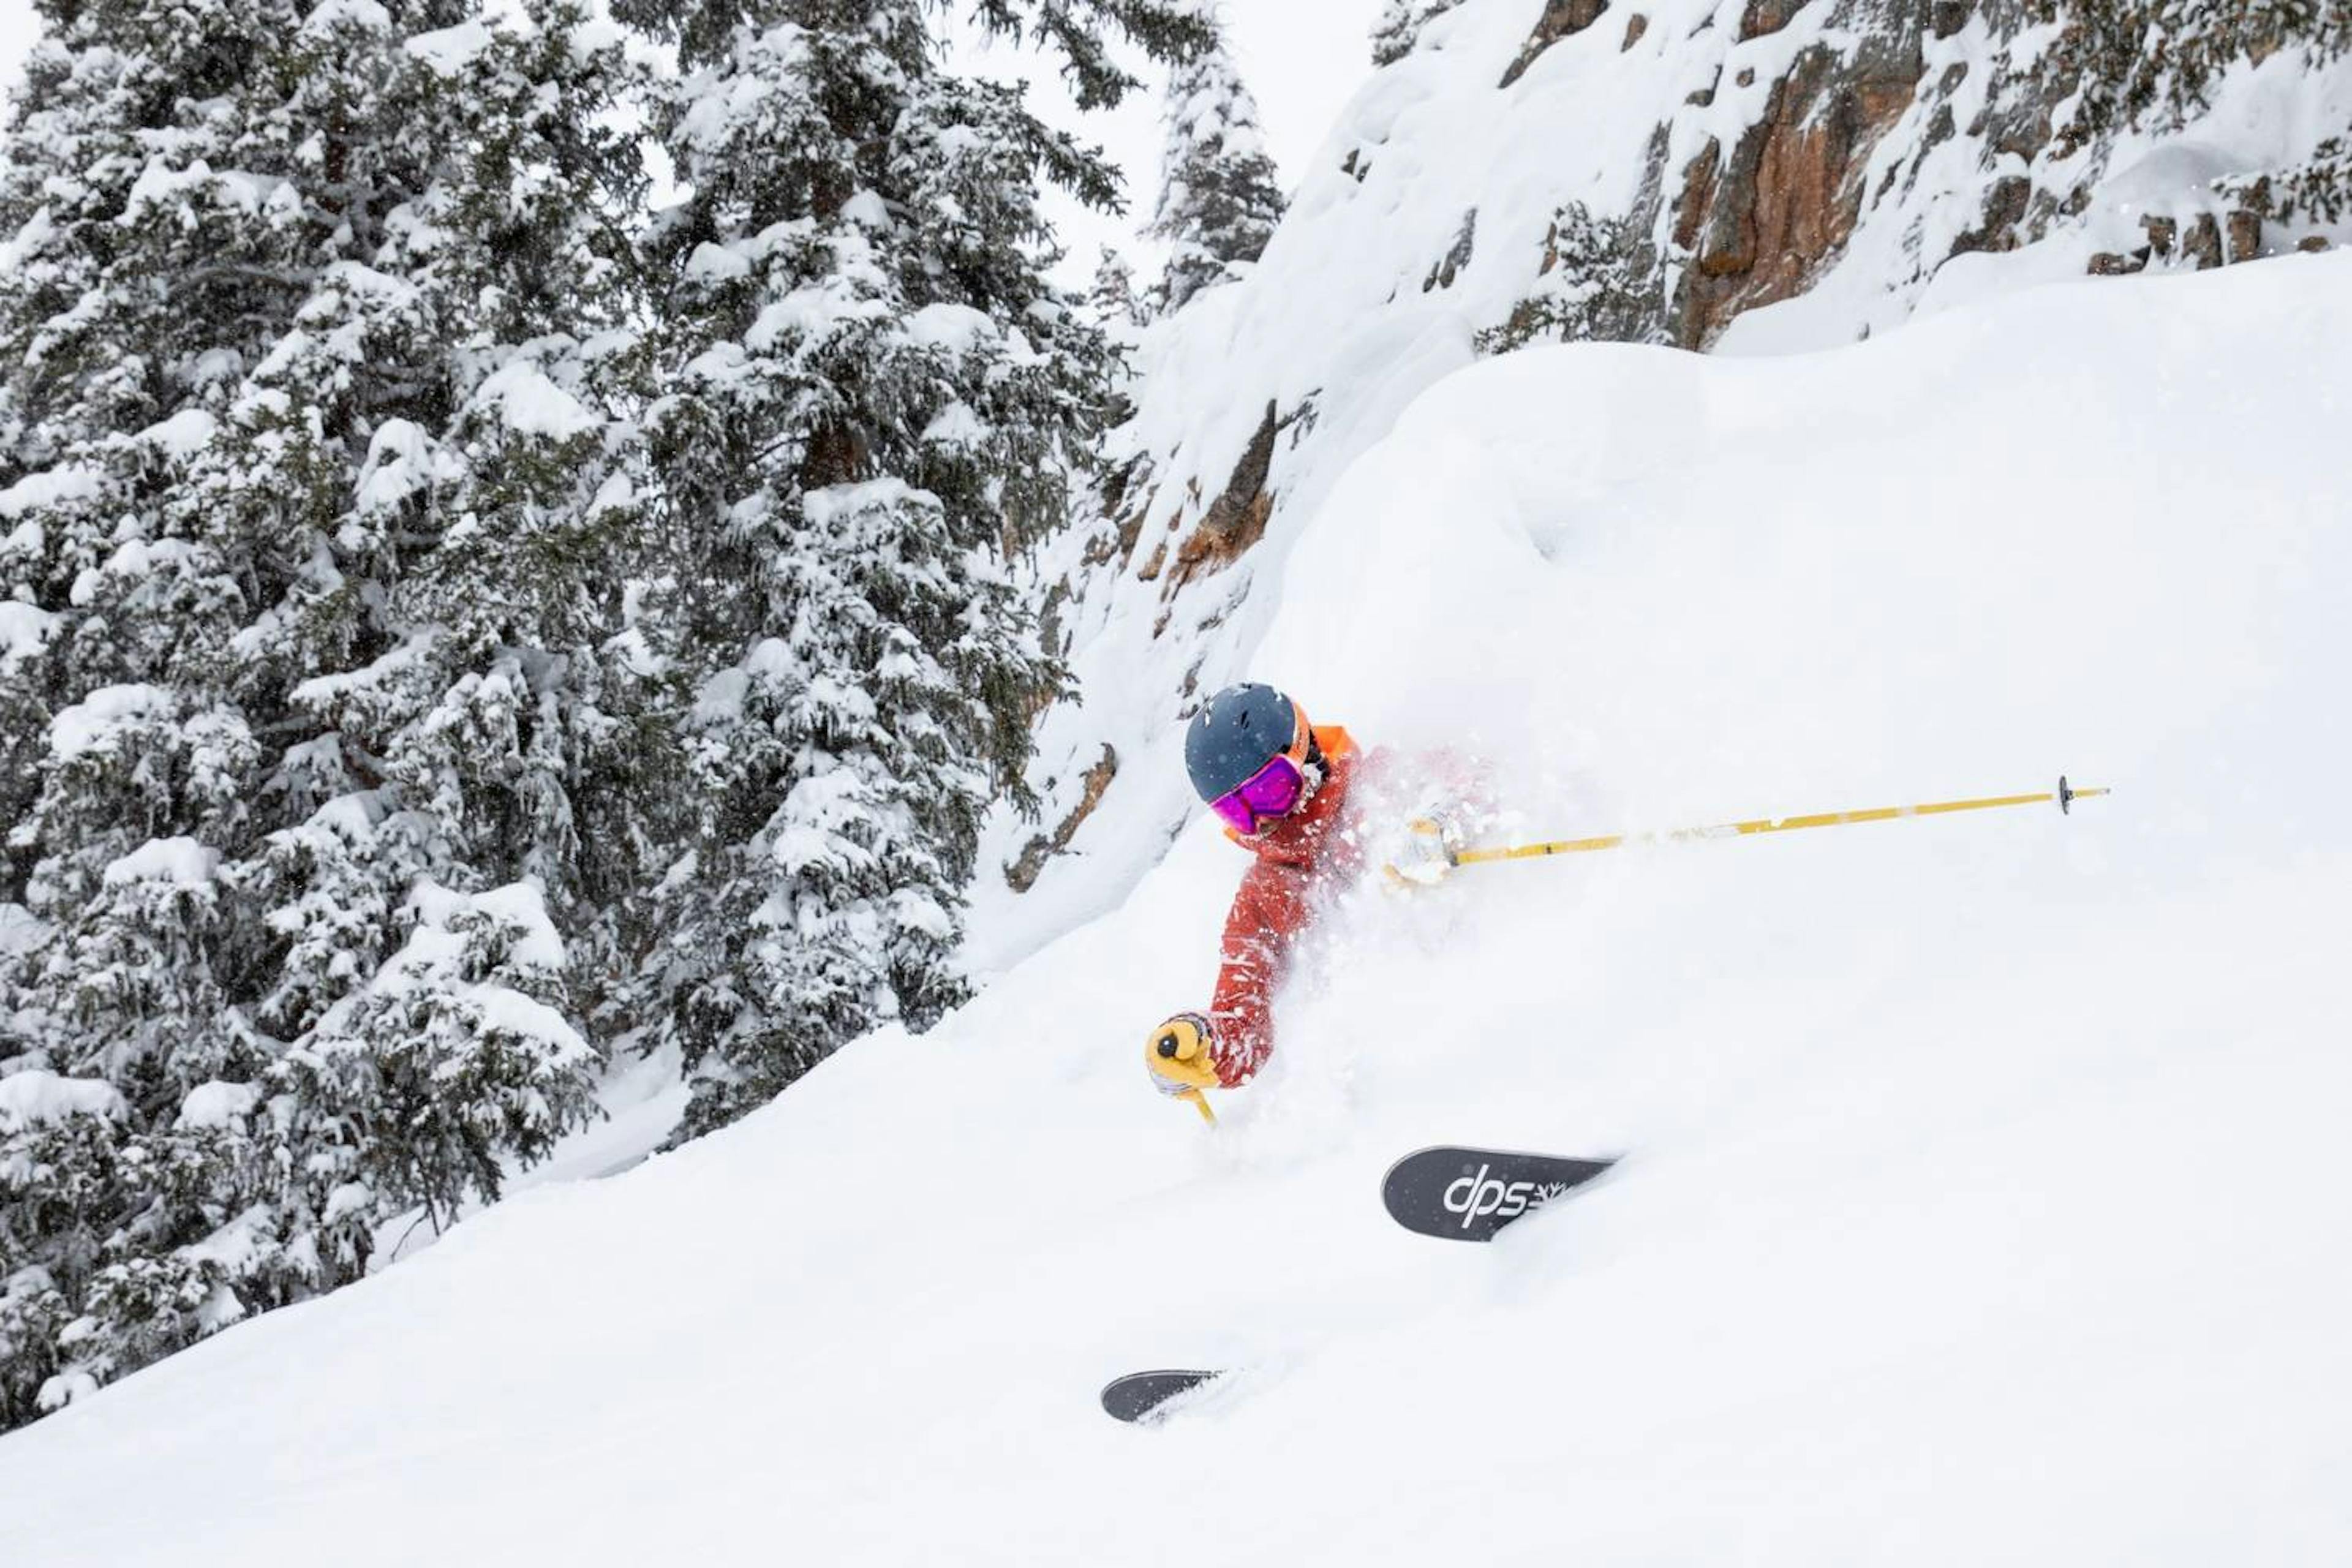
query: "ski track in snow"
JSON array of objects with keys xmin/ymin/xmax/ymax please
[{"xmin": 2, "ymin": 254, "xmax": 2349, "ymax": 1564}]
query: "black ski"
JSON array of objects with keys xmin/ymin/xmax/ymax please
[
  {"xmin": 1101, "ymin": 1368, "xmax": 1222, "ymax": 1424},
  {"xmin": 1381, "ymin": 1147, "xmax": 1617, "ymax": 1242}
]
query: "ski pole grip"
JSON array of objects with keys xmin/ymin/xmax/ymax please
[{"xmin": 1154, "ymin": 1013, "xmax": 1211, "ymax": 1063}]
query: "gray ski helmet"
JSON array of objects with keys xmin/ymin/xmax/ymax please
[{"xmin": 1185, "ymin": 683, "xmax": 1306, "ymax": 803}]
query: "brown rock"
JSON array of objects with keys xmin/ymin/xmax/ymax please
[
  {"xmin": 1087, "ymin": 511, "xmax": 1137, "ymax": 571},
  {"xmin": 1735, "ymin": 66, "xmax": 1755, "ymax": 87},
  {"xmin": 1004, "ymin": 744, "xmax": 1120, "ymax": 893},
  {"xmin": 1923, "ymin": 103, "xmax": 1956, "ymax": 152},
  {"xmin": 2297, "ymin": 235, "xmax": 2332, "ymax": 252},
  {"xmin": 1500, "ymin": 0, "xmax": 1613, "ymax": 88},
  {"xmin": 1092, "ymin": 472, "xmax": 1155, "ymax": 570},
  {"xmin": 1950, "ymin": 175, "xmax": 2030, "ymax": 255},
  {"xmin": 1170, "ymin": 402, "xmax": 1280, "ymax": 589},
  {"xmin": 1738, "ymin": 0, "xmax": 1806, "ymax": 42},
  {"xmin": 2225, "ymin": 208, "xmax": 2262, "ymax": 263},
  {"xmin": 2086, "ymin": 251, "xmax": 2145, "ymax": 276},
  {"xmin": 1669, "ymin": 37, "xmax": 1922, "ymax": 346},
  {"xmin": 1979, "ymin": 97, "xmax": 2052, "ymax": 165},
  {"xmin": 1672, "ymin": 138, "xmax": 1722, "ymax": 252},
  {"xmin": 1622, "ymin": 12, "xmax": 1648, "ymax": 49},
  {"xmin": 1135, "ymin": 537, "xmax": 1167, "ymax": 582},
  {"xmin": 2184, "ymin": 212, "xmax": 2222, "ymax": 270},
  {"xmin": 2141, "ymin": 214, "xmax": 2176, "ymax": 258},
  {"xmin": 1422, "ymin": 209, "xmax": 1479, "ymax": 292},
  {"xmin": 1929, "ymin": 0, "xmax": 1967, "ymax": 37}
]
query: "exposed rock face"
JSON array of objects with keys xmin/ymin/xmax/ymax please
[
  {"xmin": 1493, "ymin": 0, "xmax": 2348, "ymax": 351},
  {"xmin": 2089, "ymin": 205, "xmax": 2271, "ymax": 275},
  {"xmin": 1119, "ymin": 399, "xmax": 1289, "ymax": 606},
  {"xmin": 1667, "ymin": 25, "xmax": 1921, "ymax": 346},
  {"xmin": 1422, "ymin": 209, "xmax": 1479, "ymax": 290},
  {"xmin": 1170, "ymin": 400, "xmax": 1279, "ymax": 593},
  {"xmin": 2226, "ymin": 208, "xmax": 2263, "ymax": 262},
  {"xmin": 1501, "ymin": 0, "xmax": 1614, "ymax": 88},
  {"xmin": 2184, "ymin": 211, "xmax": 2224, "ymax": 270},
  {"xmin": 1951, "ymin": 175, "xmax": 2033, "ymax": 257},
  {"xmin": 1738, "ymin": 0, "xmax": 1806, "ymax": 42},
  {"xmin": 1004, "ymin": 745, "xmax": 1120, "ymax": 893},
  {"xmin": 1492, "ymin": 0, "xmax": 1936, "ymax": 349}
]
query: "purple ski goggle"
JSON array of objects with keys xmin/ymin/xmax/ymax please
[{"xmin": 1208, "ymin": 754, "xmax": 1307, "ymax": 837}]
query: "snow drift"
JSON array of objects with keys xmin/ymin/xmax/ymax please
[{"xmin": 2, "ymin": 247, "xmax": 2347, "ymax": 1564}]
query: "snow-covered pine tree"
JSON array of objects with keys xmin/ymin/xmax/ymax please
[
  {"xmin": 242, "ymin": 0, "xmax": 655, "ymax": 1254},
  {"xmin": 1147, "ymin": 3, "xmax": 1284, "ymax": 315},
  {"xmin": 1087, "ymin": 246, "xmax": 1148, "ymax": 330},
  {"xmin": 0, "ymin": 0, "xmax": 643, "ymax": 1428},
  {"xmin": 1477, "ymin": 201, "xmax": 1667, "ymax": 353},
  {"xmin": 232, "ymin": 0, "xmax": 653, "ymax": 1138},
  {"xmin": 1370, "ymin": 0, "xmax": 1464, "ymax": 67},
  {"xmin": 290, "ymin": 880, "xmax": 598, "ymax": 1231},
  {"xmin": 616, "ymin": 0, "xmax": 1204, "ymax": 1138},
  {"xmin": 0, "ymin": 0, "xmax": 341, "ymax": 1433}
]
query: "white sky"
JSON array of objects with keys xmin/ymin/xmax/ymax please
[
  {"xmin": 0, "ymin": 0, "xmax": 1388, "ymax": 284},
  {"xmin": 953, "ymin": 0, "xmax": 1390, "ymax": 285},
  {"xmin": 1220, "ymin": 1, "xmax": 1389, "ymax": 179},
  {"xmin": 0, "ymin": 0, "xmax": 34, "ymax": 99}
]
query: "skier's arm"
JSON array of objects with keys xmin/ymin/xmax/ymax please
[{"xmin": 1205, "ymin": 856, "xmax": 1311, "ymax": 1087}]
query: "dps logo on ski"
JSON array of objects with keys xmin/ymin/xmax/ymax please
[
  {"xmin": 1380, "ymin": 1145, "xmax": 1617, "ymax": 1242},
  {"xmin": 1442, "ymin": 1163, "xmax": 1575, "ymax": 1231}
]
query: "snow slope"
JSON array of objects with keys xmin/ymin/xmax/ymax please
[{"xmin": 4, "ymin": 253, "xmax": 2349, "ymax": 1564}]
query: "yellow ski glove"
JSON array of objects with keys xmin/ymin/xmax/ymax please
[{"xmin": 1145, "ymin": 1012, "xmax": 1220, "ymax": 1096}]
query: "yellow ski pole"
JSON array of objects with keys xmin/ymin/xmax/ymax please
[
  {"xmin": 1180, "ymin": 1088, "xmax": 1218, "ymax": 1127},
  {"xmin": 1430, "ymin": 775, "xmax": 2107, "ymax": 873}
]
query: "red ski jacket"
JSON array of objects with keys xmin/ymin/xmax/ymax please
[{"xmin": 1205, "ymin": 724, "xmax": 1365, "ymax": 1088}]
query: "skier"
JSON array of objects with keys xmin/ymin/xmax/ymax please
[{"xmin": 1144, "ymin": 682, "xmax": 1468, "ymax": 1102}]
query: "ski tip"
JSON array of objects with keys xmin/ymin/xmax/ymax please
[
  {"xmin": 1101, "ymin": 1368, "xmax": 1223, "ymax": 1425},
  {"xmin": 1379, "ymin": 1147, "xmax": 1624, "ymax": 1242}
]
